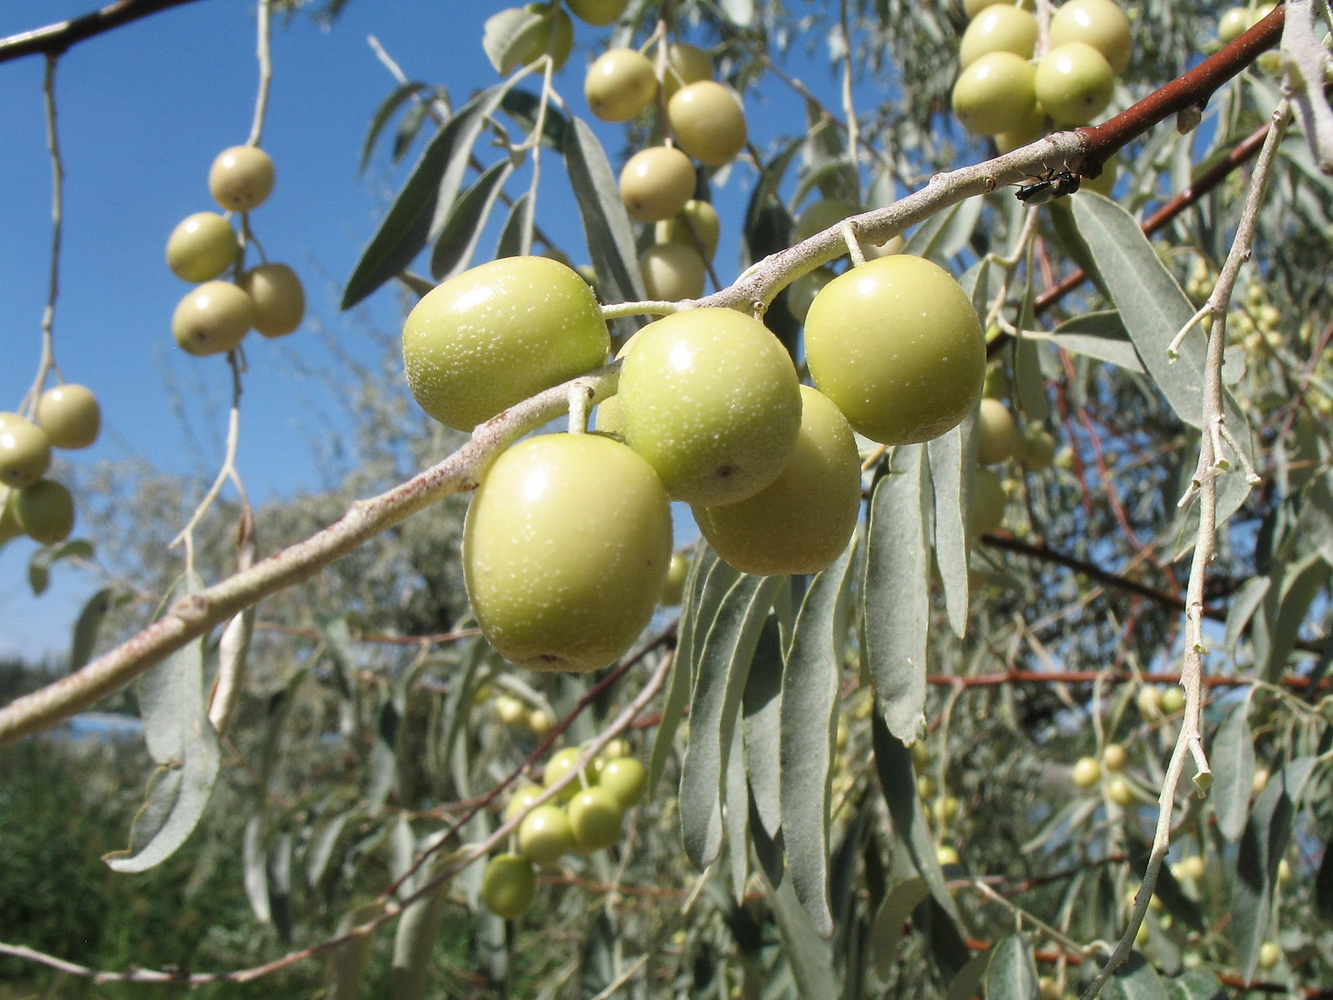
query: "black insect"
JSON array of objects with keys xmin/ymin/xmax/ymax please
[{"xmin": 1015, "ymin": 167, "xmax": 1081, "ymax": 205}]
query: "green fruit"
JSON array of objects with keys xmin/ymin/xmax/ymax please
[
  {"xmin": 596, "ymin": 757, "xmax": 647, "ymax": 808},
  {"xmin": 0, "ymin": 413, "xmax": 53, "ymax": 488},
  {"xmin": 667, "ymin": 81, "xmax": 748, "ymax": 167},
  {"xmin": 1217, "ymin": 7, "xmax": 1250, "ymax": 44},
  {"xmin": 792, "ymin": 199, "xmax": 859, "ymax": 244},
  {"xmin": 567, "ymin": 0, "xmax": 627, "ymax": 26},
  {"xmin": 655, "ymin": 200, "xmax": 721, "ymax": 261},
  {"xmin": 1049, "ymin": 0, "xmax": 1132, "ymax": 74},
  {"xmin": 241, "ymin": 262, "xmax": 305, "ymax": 338},
  {"xmin": 503, "ymin": 3, "xmax": 574, "ymax": 72},
  {"xmin": 1257, "ymin": 941, "xmax": 1281, "ymax": 970},
  {"xmin": 660, "ymin": 552, "xmax": 688, "ymax": 606},
  {"xmin": 959, "ymin": 5, "xmax": 1038, "ymax": 66},
  {"xmin": 1071, "ymin": 756, "xmax": 1101, "ymax": 789},
  {"xmin": 543, "ymin": 747, "xmax": 591, "ymax": 801},
  {"xmin": 965, "ymin": 0, "xmax": 1035, "ymax": 17},
  {"xmin": 1022, "ymin": 428, "xmax": 1057, "ymax": 469},
  {"xmin": 165, "ymin": 212, "xmax": 239, "ymax": 282},
  {"xmin": 15, "ymin": 479, "xmax": 75, "ymax": 546},
  {"xmin": 1106, "ymin": 775, "xmax": 1134, "ymax": 806},
  {"xmin": 481, "ymin": 854, "xmax": 537, "ymax": 919},
  {"xmin": 1101, "ymin": 743, "xmax": 1127, "ymax": 771},
  {"xmin": 1034, "ymin": 42, "xmax": 1114, "ymax": 126},
  {"xmin": 600, "ymin": 738, "xmax": 633, "ymax": 763},
  {"xmin": 1160, "ymin": 686, "xmax": 1185, "ymax": 714},
  {"xmin": 952, "ymin": 51, "xmax": 1038, "ymax": 136},
  {"xmin": 495, "ymin": 694, "xmax": 528, "ymax": 726},
  {"xmin": 620, "ymin": 146, "xmax": 696, "ymax": 224},
  {"xmin": 1136, "ymin": 685, "xmax": 1162, "ymax": 720},
  {"xmin": 787, "ymin": 267, "xmax": 837, "ymax": 324},
  {"xmin": 804, "ymin": 255, "xmax": 985, "ymax": 446},
  {"xmin": 616, "ymin": 308, "xmax": 803, "ymax": 506},
  {"xmin": 402, "ymin": 256, "xmax": 609, "ymax": 431},
  {"xmin": 172, "ymin": 280, "xmax": 254, "ymax": 356},
  {"xmin": 969, "ymin": 466, "xmax": 1007, "ymax": 537},
  {"xmin": 936, "ymin": 845, "xmax": 960, "ymax": 866},
  {"xmin": 975, "ymin": 398, "xmax": 1020, "ymax": 465},
  {"xmin": 525, "ymin": 708, "xmax": 553, "ymax": 735},
  {"xmin": 932, "ymin": 795, "xmax": 959, "ymax": 826},
  {"xmin": 36, "ymin": 384, "xmax": 100, "ymax": 450},
  {"xmin": 567, "ymin": 786, "xmax": 624, "ymax": 852},
  {"xmin": 585, "ymin": 48, "xmax": 658, "ymax": 122},
  {"xmin": 208, "ymin": 145, "xmax": 275, "ymax": 213},
  {"xmin": 693, "ymin": 386, "xmax": 861, "ymax": 576},
  {"xmin": 464, "ymin": 433, "xmax": 672, "ymax": 672},
  {"xmin": 1176, "ymin": 855, "xmax": 1205, "ymax": 881},
  {"xmin": 0, "ymin": 489, "xmax": 21, "ymax": 548},
  {"xmin": 518, "ymin": 804, "xmax": 575, "ymax": 865},
  {"xmin": 994, "ymin": 101, "xmax": 1049, "ymax": 153},
  {"xmin": 504, "ymin": 782, "xmax": 545, "ymax": 822},
  {"xmin": 661, "ymin": 42, "xmax": 713, "ymax": 100},
  {"xmin": 639, "ymin": 242, "xmax": 706, "ymax": 301}
]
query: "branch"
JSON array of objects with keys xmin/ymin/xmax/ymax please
[{"xmin": 0, "ymin": 0, "xmax": 207, "ymax": 64}]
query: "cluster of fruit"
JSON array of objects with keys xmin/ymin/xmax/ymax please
[
  {"xmin": 166, "ymin": 145, "xmax": 305, "ymax": 356},
  {"xmin": 0, "ymin": 384, "xmax": 101, "ymax": 548},
  {"xmin": 968, "ymin": 389, "xmax": 1058, "ymax": 539},
  {"xmin": 493, "ymin": 692, "xmax": 554, "ymax": 735},
  {"xmin": 1216, "ymin": 3, "xmax": 1275, "ymax": 46},
  {"xmin": 481, "ymin": 741, "xmax": 646, "ymax": 919},
  {"xmin": 951, "ymin": 0, "xmax": 1131, "ymax": 170}
]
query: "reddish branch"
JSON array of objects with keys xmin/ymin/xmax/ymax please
[{"xmin": 0, "ymin": 0, "xmax": 206, "ymax": 64}]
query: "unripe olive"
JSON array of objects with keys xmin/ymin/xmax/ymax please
[
  {"xmin": 1034, "ymin": 42, "xmax": 1114, "ymax": 126},
  {"xmin": 1106, "ymin": 775, "xmax": 1134, "ymax": 806},
  {"xmin": 667, "ymin": 81, "xmax": 748, "ymax": 167},
  {"xmin": 504, "ymin": 782, "xmax": 545, "ymax": 822},
  {"xmin": 969, "ymin": 466, "xmax": 1007, "ymax": 537},
  {"xmin": 693, "ymin": 386, "xmax": 861, "ymax": 576},
  {"xmin": 567, "ymin": 0, "xmax": 627, "ymax": 26},
  {"xmin": 240, "ymin": 262, "xmax": 305, "ymax": 338},
  {"xmin": 655, "ymin": 199, "xmax": 720, "ymax": 261},
  {"xmin": 639, "ymin": 242, "xmax": 706, "ymax": 301},
  {"xmin": 1257, "ymin": 941, "xmax": 1281, "ymax": 970},
  {"xmin": 1071, "ymin": 756, "xmax": 1101, "ymax": 789},
  {"xmin": 1136, "ymin": 685, "xmax": 1163, "ymax": 720},
  {"xmin": 959, "ymin": 5, "xmax": 1038, "ymax": 66},
  {"xmin": 661, "ymin": 42, "xmax": 713, "ymax": 100},
  {"xmin": 952, "ymin": 51, "xmax": 1038, "ymax": 136},
  {"xmin": 0, "ymin": 413, "xmax": 53, "ymax": 488},
  {"xmin": 494, "ymin": 694, "xmax": 528, "ymax": 726},
  {"xmin": 932, "ymin": 795, "xmax": 959, "ymax": 826},
  {"xmin": 463, "ymin": 433, "xmax": 672, "ymax": 672},
  {"xmin": 975, "ymin": 398, "xmax": 1020, "ymax": 465},
  {"xmin": 936, "ymin": 845, "xmax": 960, "ymax": 866},
  {"xmin": 597, "ymin": 757, "xmax": 646, "ymax": 808},
  {"xmin": 504, "ymin": 3, "xmax": 574, "ymax": 72},
  {"xmin": 525, "ymin": 708, "xmax": 554, "ymax": 735},
  {"xmin": 619, "ymin": 146, "xmax": 696, "ymax": 224},
  {"xmin": 544, "ymin": 746, "xmax": 591, "ymax": 801},
  {"xmin": 616, "ymin": 308, "xmax": 803, "ymax": 506},
  {"xmin": 172, "ymin": 281, "xmax": 254, "ymax": 356},
  {"xmin": 804, "ymin": 255, "xmax": 985, "ymax": 446},
  {"xmin": 165, "ymin": 212, "xmax": 240, "ymax": 282},
  {"xmin": 1160, "ymin": 685, "xmax": 1185, "ymax": 714},
  {"xmin": 1101, "ymin": 742, "xmax": 1127, "ymax": 771},
  {"xmin": 481, "ymin": 854, "xmax": 537, "ymax": 919},
  {"xmin": 1049, "ymin": 0, "xmax": 1132, "ymax": 74},
  {"xmin": 994, "ymin": 101, "xmax": 1049, "ymax": 153},
  {"xmin": 568, "ymin": 786, "xmax": 624, "ymax": 852},
  {"xmin": 208, "ymin": 146, "xmax": 275, "ymax": 213},
  {"xmin": 35, "ymin": 384, "xmax": 100, "ymax": 450},
  {"xmin": 15, "ymin": 479, "xmax": 75, "ymax": 546},
  {"xmin": 1176, "ymin": 854, "xmax": 1206, "ymax": 881},
  {"xmin": 585, "ymin": 48, "xmax": 658, "ymax": 122},
  {"xmin": 660, "ymin": 551, "xmax": 688, "ymax": 606},
  {"xmin": 517, "ymin": 804, "xmax": 575, "ymax": 865},
  {"xmin": 402, "ymin": 256, "xmax": 609, "ymax": 432},
  {"xmin": 792, "ymin": 199, "xmax": 860, "ymax": 244},
  {"xmin": 1217, "ymin": 4, "xmax": 1272, "ymax": 45}
]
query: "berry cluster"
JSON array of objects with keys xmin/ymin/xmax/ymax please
[
  {"xmin": 481, "ymin": 741, "xmax": 646, "ymax": 920},
  {"xmin": 968, "ymin": 386, "xmax": 1058, "ymax": 539},
  {"xmin": 166, "ymin": 145, "xmax": 305, "ymax": 356}
]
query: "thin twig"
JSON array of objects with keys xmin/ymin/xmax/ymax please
[{"xmin": 0, "ymin": 0, "xmax": 206, "ymax": 64}]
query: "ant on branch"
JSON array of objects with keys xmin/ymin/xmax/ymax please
[{"xmin": 1015, "ymin": 166, "xmax": 1081, "ymax": 205}]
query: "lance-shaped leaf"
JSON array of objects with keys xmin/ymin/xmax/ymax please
[
  {"xmin": 494, "ymin": 191, "xmax": 534, "ymax": 259},
  {"xmin": 429, "ymin": 159, "xmax": 514, "ymax": 280},
  {"xmin": 984, "ymin": 933, "xmax": 1039, "ymax": 1000},
  {"xmin": 1104, "ymin": 951, "xmax": 1169, "ymax": 1000},
  {"xmin": 872, "ymin": 877, "xmax": 932, "ymax": 979},
  {"xmin": 1211, "ymin": 699, "xmax": 1256, "ymax": 841},
  {"xmin": 1041, "ymin": 311, "xmax": 1147, "ymax": 372},
  {"xmin": 679, "ymin": 573, "xmax": 782, "ymax": 868},
  {"xmin": 928, "ymin": 426, "xmax": 970, "ymax": 636},
  {"xmin": 360, "ymin": 80, "xmax": 436, "ymax": 173},
  {"xmin": 1165, "ymin": 969, "xmax": 1226, "ymax": 1000},
  {"xmin": 744, "ymin": 613, "xmax": 785, "ymax": 846},
  {"xmin": 863, "ymin": 446, "xmax": 930, "ymax": 741},
  {"xmin": 765, "ymin": 871, "xmax": 842, "ymax": 999},
  {"xmin": 343, "ymin": 81, "xmax": 514, "ymax": 309}
]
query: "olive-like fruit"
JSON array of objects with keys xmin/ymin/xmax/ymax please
[
  {"xmin": 172, "ymin": 281, "xmax": 254, "ymax": 356},
  {"xmin": 792, "ymin": 198, "xmax": 860, "ymax": 244},
  {"xmin": 969, "ymin": 467, "xmax": 1007, "ymax": 537},
  {"xmin": 241, "ymin": 262, "xmax": 305, "ymax": 338},
  {"xmin": 1022, "ymin": 428, "xmax": 1057, "ymax": 469},
  {"xmin": 803, "ymin": 255, "xmax": 985, "ymax": 446},
  {"xmin": 655, "ymin": 200, "xmax": 721, "ymax": 261},
  {"xmin": 585, "ymin": 48, "xmax": 658, "ymax": 122},
  {"xmin": 936, "ymin": 845, "xmax": 960, "ymax": 866},
  {"xmin": 639, "ymin": 242, "xmax": 706, "ymax": 301},
  {"xmin": 667, "ymin": 81, "xmax": 748, "ymax": 166},
  {"xmin": 1136, "ymin": 685, "xmax": 1163, "ymax": 720},
  {"xmin": 616, "ymin": 308, "xmax": 803, "ymax": 506},
  {"xmin": 517, "ymin": 804, "xmax": 575, "ymax": 866},
  {"xmin": 165, "ymin": 212, "xmax": 240, "ymax": 282},
  {"xmin": 504, "ymin": 782, "xmax": 545, "ymax": 822},
  {"xmin": 503, "ymin": 3, "xmax": 574, "ymax": 72},
  {"xmin": 1101, "ymin": 743, "xmax": 1127, "ymax": 771},
  {"xmin": 619, "ymin": 146, "xmax": 696, "ymax": 224},
  {"xmin": 208, "ymin": 146, "xmax": 275, "ymax": 213},
  {"xmin": 1049, "ymin": 0, "xmax": 1132, "ymax": 74},
  {"xmin": 994, "ymin": 101, "xmax": 1049, "ymax": 153},
  {"xmin": 1071, "ymin": 756, "xmax": 1102, "ymax": 789},
  {"xmin": 959, "ymin": 5, "xmax": 1038, "ymax": 66},
  {"xmin": 15, "ymin": 479, "xmax": 75, "ymax": 546},
  {"xmin": 567, "ymin": 0, "xmax": 627, "ymax": 25},
  {"xmin": 597, "ymin": 757, "xmax": 647, "ymax": 808},
  {"xmin": 402, "ymin": 256, "xmax": 609, "ymax": 432},
  {"xmin": 481, "ymin": 854, "xmax": 537, "ymax": 919},
  {"xmin": 35, "ymin": 384, "xmax": 100, "ymax": 450},
  {"xmin": 932, "ymin": 795, "xmax": 960, "ymax": 826},
  {"xmin": 975, "ymin": 398, "xmax": 1020, "ymax": 465},
  {"xmin": 568, "ymin": 786, "xmax": 625, "ymax": 853},
  {"xmin": 1034, "ymin": 42, "xmax": 1114, "ymax": 126},
  {"xmin": 660, "ymin": 551, "xmax": 688, "ymax": 606},
  {"xmin": 0, "ymin": 489, "xmax": 21, "ymax": 548},
  {"xmin": 525, "ymin": 708, "xmax": 553, "ymax": 735},
  {"xmin": 0, "ymin": 413, "xmax": 53, "ymax": 488},
  {"xmin": 693, "ymin": 386, "xmax": 861, "ymax": 576},
  {"xmin": 464, "ymin": 433, "xmax": 672, "ymax": 672},
  {"xmin": 1160, "ymin": 685, "xmax": 1185, "ymax": 714},
  {"xmin": 1176, "ymin": 854, "xmax": 1206, "ymax": 881},
  {"xmin": 661, "ymin": 42, "xmax": 713, "ymax": 100},
  {"xmin": 965, "ymin": 0, "xmax": 1035, "ymax": 17},
  {"xmin": 1106, "ymin": 776, "xmax": 1134, "ymax": 806},
  {"xmin": 1257, "ymin": 941, "xmax": 1281, "ymax": 970},
  {"xmin": 951, "ymin": 51, "xmax": 1038, "ymax": 135},
  {"xmin": 543, "ymin": 746, "xmax": 591, "ymax": 801},
  {"xmin": 494, "ymin": 694, "xmax": 528, "ymax": 726}
]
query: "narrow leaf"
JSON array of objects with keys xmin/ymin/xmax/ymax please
[
  {"xmin": 390, "ymin": 854, "xmax": 457, "ymax": 1000},
  {"xmin": 871, "ymin": 877, "xmax": 931, "ymax": 979},
  {"xmin": 984, "ymin": 933, "xmax": 1039, "ymax": 1000},
  {"xmin": 928, "ymin": 426, "xmax": 971, "ymax": 636},
  {"xmin": 69, "ymin": 585, "xmax": 120, "ymax": 670},
  {"xmin": 1212, "ymin": 700, "xmax": 1256, "ymax": 841},
  {"xmin": 1165, "ymin": 969, "xmax": 1226, "ymax": 1000},
  {"xmin": 743, "ymin": 614, "xmax": 785, "ymax": 842},
  {"xmin": 863, "ymin": 448, "xmax": 930, "ymax": 741},
  {"xmin": 765, "ymin": 872, "xmax": 842, "ymax": 999},
  {"xmin": 360, "ymin": 80, "xmax": 434, "ymax": 172},
  {"xmin": 1103, "ymin": 952, "xmax": 1169, "ymax": 1000},
  {"xmin": 243, "ymin": 815, "xmax": 271, "ymax": 923},
  {"xmin": 494, "ymin": 191, "xmax": 534, "ymax": 259},
  {"xmin": 429, "ymin": 159, "xmax": 514, "ymax": 280},
  {"xmin": 1041, "ymin": 311, "xmax": 1146, "ymax": 372},
  {"xmin": 326, "ymin": 903, "xmax": 382, "ymax": 1000},
  {"xmin": 725, "ymin": 713, "xmax": 750, "ymax": 902}
]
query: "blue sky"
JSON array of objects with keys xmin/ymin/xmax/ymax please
[{"xmin": 0, "ymin": 1, "xmax": 844, "ymax": 660}]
